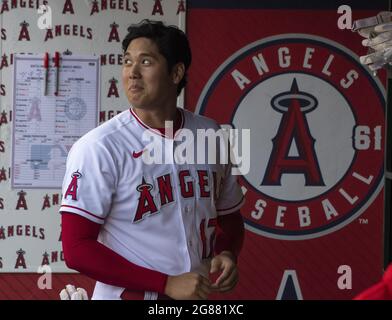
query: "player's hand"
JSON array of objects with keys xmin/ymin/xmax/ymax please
[
  {"xmin": 164, "ymin": 272, "xmax": 212, "ymax": 300},
  {"xmin": 209, "ymin": 251, "xmax": 238, "ymax": 293},
  {"xmin": 352, "ymin": 11, "xmax": 392, "ymax": 72},
  {"xmin": 59, "ymin": 284, "xmax": 89, "ymax": 300}
]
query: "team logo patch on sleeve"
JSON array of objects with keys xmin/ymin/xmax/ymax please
[
  {"xmin": 64, "ymin": 171, "xmax": 82, "ymax": 201},
  {"xmin": 196, "ymin": 34, "xmax": 385, "ymax": 240}
]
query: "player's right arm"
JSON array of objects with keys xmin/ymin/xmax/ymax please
[
  {"xmin": 61, "ymin": 212, "xmax": 211, "ymax": 299},
  {"xmin": 61, "ymin": 212, "xmax": 167, "ymax": 294}
]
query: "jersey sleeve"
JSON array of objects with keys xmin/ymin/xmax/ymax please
[
  {"xmin": 215, "ymin": 162, "xmax": 245, "ymax": 216},
  {"xmin": 59, "ymin": 140, "xmax": 117, "ymax": 224}
]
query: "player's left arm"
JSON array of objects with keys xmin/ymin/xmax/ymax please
[
  {"xmin": 210, "ymin": 210, "xmax": 244, "ymax": 293},
  {"xmin": 210, "ymin": 131, "xmax": 245, "ymax": 293}
]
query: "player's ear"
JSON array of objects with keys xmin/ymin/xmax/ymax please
[{"xmin": 172, "ymin": 62, "xmax": 185, "ymax": 85}]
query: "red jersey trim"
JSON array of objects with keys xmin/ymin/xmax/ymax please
[
  {"xmin": 129, "ymin": 108, "xmax": 185, "ymax": 139},
  {"xmin": 60, "ymin": 205, "xmax": 105, "ymax": 221}
]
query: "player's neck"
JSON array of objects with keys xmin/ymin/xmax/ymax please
[{"xmin": 132, "ymin": 105, "xmax": 178, "ymax": 129}]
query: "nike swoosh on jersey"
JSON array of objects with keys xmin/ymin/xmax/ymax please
[{"xmin": 132, "ymin": 150, "xmax": 144, "ymax": 158}]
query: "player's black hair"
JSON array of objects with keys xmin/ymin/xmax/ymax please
[{"xmin": 122, "ymin": 19, "xmax": 192, "ymax": 96}]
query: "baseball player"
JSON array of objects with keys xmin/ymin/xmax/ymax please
[
  {"xmin": 353, "ymin": 11, "xmax": 392, "ymax": 300},
  {"xmin": 59, "ymin": 19, "xmax": 245, "ymax": 300}
]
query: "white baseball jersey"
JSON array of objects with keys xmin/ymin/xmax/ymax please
[{"xmin": 60, "ymin": 107, "xmax": 245, "ymax": 300}]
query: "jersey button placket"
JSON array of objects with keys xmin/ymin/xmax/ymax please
[
  {"xmin": 182, "ymin": 165, "xmax": 197, "ymax": 266},
  {"xmin": 173, "ymin": 142, "xmax": 192, "ymax": 270}
]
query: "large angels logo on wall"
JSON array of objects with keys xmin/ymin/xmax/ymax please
[{"xmin": 196, "ymin": 34, "xmax": 385, "ymax": 240}]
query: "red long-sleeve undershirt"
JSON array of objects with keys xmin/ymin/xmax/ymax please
[{"xmin": 61, "ymin": 210, "xmax": 244, "ymax": 294}]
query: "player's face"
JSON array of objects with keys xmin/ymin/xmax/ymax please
[{"xmin": 122, "ymin": 37, "xmax": 179, "ymax": 110}]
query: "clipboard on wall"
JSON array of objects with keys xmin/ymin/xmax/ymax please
[{"xmin": 12, "ymin": 54, "xmax": 100, "ymax": 189}]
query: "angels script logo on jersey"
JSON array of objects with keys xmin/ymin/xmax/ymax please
[{"xmin": 196, "ymin": 34, "xmax": 385, "ymax": 240}]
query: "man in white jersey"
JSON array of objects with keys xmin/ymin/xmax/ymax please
[{"xmin": 60, "ymin": 19, "xmax": 245, "ymax": 300}]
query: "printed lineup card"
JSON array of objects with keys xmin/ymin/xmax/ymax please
[{"xmin": 12, "ymin": 54, "xmax": 100, "ymax": 188}]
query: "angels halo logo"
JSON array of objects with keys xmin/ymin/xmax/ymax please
[{"xmin": 195, "ymin": 34, "xmax": 385, "ymax": 240}]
